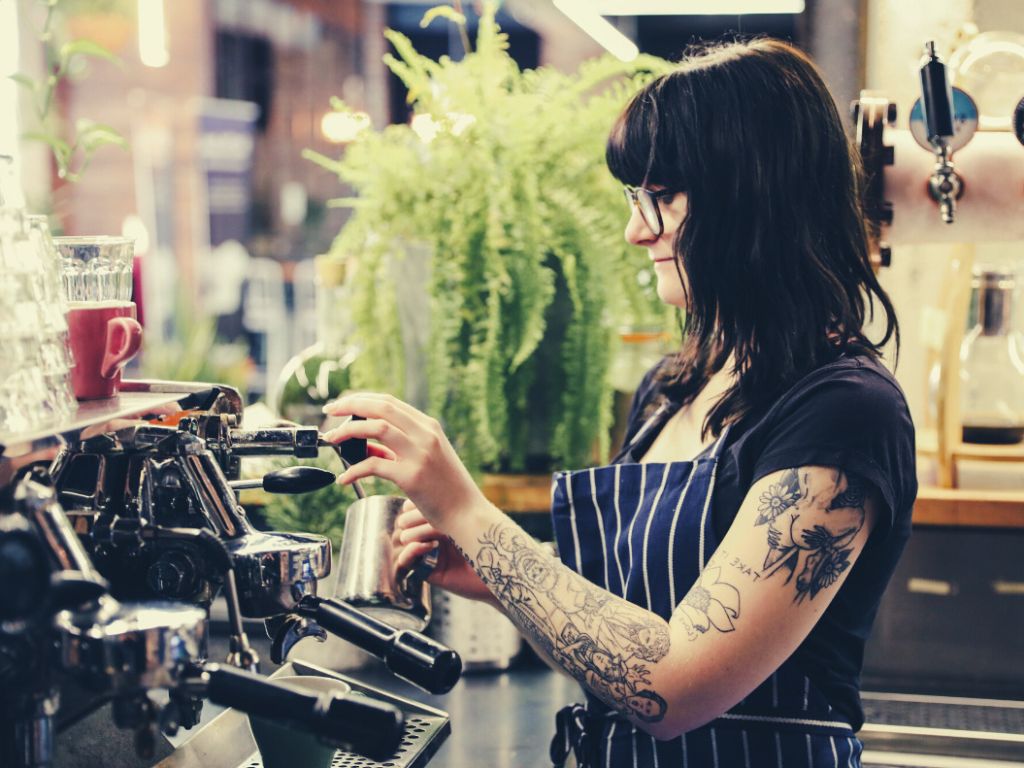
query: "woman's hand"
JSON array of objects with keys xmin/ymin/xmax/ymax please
[
  {"xmin": 392, "ymin": 500, "xmax": 497, "ymax": 606},
  {"xmin": 321, "ymin": 393, "xmax": 492, "ymax": 533}
]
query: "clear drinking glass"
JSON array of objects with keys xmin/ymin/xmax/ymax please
[
  {"xmin": 54, "ymin": 235, "xmax": 135, "ymax": 302},
  {"xmin": 0, "ymin": 206, "xmax": 78, "ymax": 435},
  {"xmin": 960, "ymin": 269, "xmax": 1024, "ymax": 444}
]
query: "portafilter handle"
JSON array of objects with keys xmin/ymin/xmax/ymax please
[
  {"xmin": 296, "ymin": 595, "xmax": 462, "ymax": 695},
  {"xmin": 182, "ymin": 663, "xmax": 404, "ymax": 762}
]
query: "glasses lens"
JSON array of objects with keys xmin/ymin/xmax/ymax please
[{"xmin": 636, "ymin": 189, "xmax": 661, "ymax": 236}]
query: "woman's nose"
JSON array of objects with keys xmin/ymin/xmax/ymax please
[{"xmin": 624, "ymin": 205, "xmax": 657, "ymax": 246}]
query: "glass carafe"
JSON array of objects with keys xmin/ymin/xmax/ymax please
[
  {"xmin": 960, "ymin": 269, "xmax": 1024, "ymax": 444},
  {"xmin": 272, "ymin": 256, "xmax": 358, "ymax": 428}
]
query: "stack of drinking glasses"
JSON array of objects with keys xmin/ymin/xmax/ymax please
[
  {"xmin": 52, "ymin": 236, "xmax": 140, "ymax": 401},
  {"xmin": 0, "ymin": 156, "xmax": 78, "ymax": 436}
]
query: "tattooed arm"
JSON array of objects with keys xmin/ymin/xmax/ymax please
[
  {"xmin": 444, "ymin": 465, "xmax": 879, "ymax": 738},
  {"xmin": 322, "ymin": 395, "xmax": 880, "ymax": 740}
]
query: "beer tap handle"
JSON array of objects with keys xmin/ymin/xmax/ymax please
[
  {"xmin": 297, "ymin": 596, "xmax": 462, "ymax": 695},
  {"xmin": 918, "ymin": 40, "xmax": 963, "ymax": 223},
  {"xmin": 920, "ymin": 41, "xmax": 955, "ymax": 147},
  {"xmin": 187, "ymin": 663, "xmax": 405, "ymax": 762}
]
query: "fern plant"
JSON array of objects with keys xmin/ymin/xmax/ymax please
[{"xmin": 306, "ymin": 2, "xmax": 673, "ymax": 475}]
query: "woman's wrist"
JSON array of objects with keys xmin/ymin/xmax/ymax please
[{"xmin": 444, "ymin": 498, "xmax": 505, "ymax": 551}]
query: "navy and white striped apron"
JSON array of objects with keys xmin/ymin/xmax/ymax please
[{"xmin": 549, "ymin": 406, "xmax": 862, "ymax": 767}]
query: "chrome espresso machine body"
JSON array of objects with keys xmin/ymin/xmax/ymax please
[
  {"xmin": 0, "ymin": 381, "xmax": 456, "ymax": 768},
  {"xmin": 48, "ymin": 386, "xmax": 461, "ymax": 698},
  {"xmin": 0, "ymin": 467, "xmax": 405, "ymax": 768}
]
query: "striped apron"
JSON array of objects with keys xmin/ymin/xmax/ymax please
[{"xmin": 549, "ymin": 408, "xmax": 862, "ymax": 767}]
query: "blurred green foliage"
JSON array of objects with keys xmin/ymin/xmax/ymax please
[
  {"xmin": 139, "ymin": 292, "xmax": 251, "ymax": 398},
  {"xmin": 11, "ymin": 0, "xmax": 129, "ymax": 183},
  {"xmin": 306, "ymin": 2, "xmax": 675, "ymax": 476}
]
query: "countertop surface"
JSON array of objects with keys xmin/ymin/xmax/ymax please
[{"xmin": 55, "ymin": 622, "xmax": 1024, "ymax": 768}]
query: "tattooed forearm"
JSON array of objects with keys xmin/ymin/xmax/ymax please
[
  {"xmin": 754, "ymin": 468, "xmax": 867, "ymax": 603},
  {"xmin": 466, "ymin": 523, "xmax": 671, "ymax": 723}
]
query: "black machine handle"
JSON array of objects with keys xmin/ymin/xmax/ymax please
[
  {"xmin": 298, "ymin": 596, "xmax": 462, "ymax": 695},
  {"xmin": 199, "ymin": 663, "xmax": 404, "ymax": 761},
  {"xmin": 262, "ymin": 465, "xmax": 336, "ymax": 494},
  {"xmin": 920, "ymin": 41, "xmax": 955, "ymax": 144}
]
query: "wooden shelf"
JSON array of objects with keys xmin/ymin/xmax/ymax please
[
  {"xmin": 913, "ymin": 485, "xmax": 1024, "ymax": 528},
  {"xmin": 481, "ymin": 473, "xmax": 553, "ymax": 513},
  {"xmin": 918, "ymin": 428, "xmax": 1024, "ymax": 463}
]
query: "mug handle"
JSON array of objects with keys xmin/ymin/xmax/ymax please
[{"xmin": 100, "ymin": 317, "xmax": 143, "ymax": 379}]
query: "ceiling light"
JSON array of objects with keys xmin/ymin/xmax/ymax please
[{"xmin": 138, "ymin": 0, "xmax": 170, "ymax": 68}]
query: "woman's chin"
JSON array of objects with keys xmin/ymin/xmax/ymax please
[{"xmin": 655, "ymin": 282, "xmax": 687, "ymax": 309}]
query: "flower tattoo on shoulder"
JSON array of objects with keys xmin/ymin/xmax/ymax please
[
  {"xmin": 757, "ymin": 468, "xmax": 869, "ymax": 603},
  {"xmin": 756, "ymin": 473, "xmax": 801, "ymax": 525}
]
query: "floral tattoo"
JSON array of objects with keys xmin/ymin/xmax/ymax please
[
  {"xmin": 670, "ymin": 566, "xmax": 741, "ymax": 640},
  {"xmin": 468, "ymin": 524, "xmax": 671, "ymax": 723},
  {"xmin": 755, "ymin": 468, "xmax": 867, "ymax": 602}
]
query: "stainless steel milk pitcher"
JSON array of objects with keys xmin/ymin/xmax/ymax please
[{"xmin": 334, "ymin": 495, "xmax": 436, "ymax": 631}]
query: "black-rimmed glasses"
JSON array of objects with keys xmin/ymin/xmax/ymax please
[{"xmin": 622, "ymin": 186, "xmax": 676, "ymax": 238}]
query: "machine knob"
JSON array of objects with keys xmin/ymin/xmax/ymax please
[{"xmin": 146, "ymin": 551, "xmax": 199, "ymax": 599}]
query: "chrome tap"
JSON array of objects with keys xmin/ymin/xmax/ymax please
[{"xmin": 919, "ymin": 41, "xmax": 963, "ymax": 223}]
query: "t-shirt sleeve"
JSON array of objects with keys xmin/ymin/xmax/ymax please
[{"xmin": 749, "ymin": 363, "xmax": 917, "ymax": 536}]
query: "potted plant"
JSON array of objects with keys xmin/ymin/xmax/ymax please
[{"xmin": 306, "ymin": 2, "xmax": 672, "ymax": 479}]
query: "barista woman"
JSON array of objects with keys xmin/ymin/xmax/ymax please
[{"xmin": 324, "ymin": 38, "xmax": 916, "ymax": 767}]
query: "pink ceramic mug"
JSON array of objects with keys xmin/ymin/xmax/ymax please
[{"xmin": 67, "ymin": 301, "xmax": 143, "ymax": 400}]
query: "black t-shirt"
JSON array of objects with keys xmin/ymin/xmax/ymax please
[{"xmin": 614, "ymin": 353, "xmax": 917, "ymax": 731}]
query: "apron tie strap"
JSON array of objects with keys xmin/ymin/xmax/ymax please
[{"xmin": 550, "ymin": 703, "xmax": 601, "ymax": 767}]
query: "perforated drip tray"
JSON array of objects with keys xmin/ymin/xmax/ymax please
[{"xmin": 155, "ymin": 661, "xmax": 450, "ymax": 768}]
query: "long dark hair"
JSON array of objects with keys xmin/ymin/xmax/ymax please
[{"xmin": 606, "ymin": 38, "xmax": 899, "ymax": 437}]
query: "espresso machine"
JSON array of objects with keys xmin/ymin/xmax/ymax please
[
  {"xmin": 48, "ymin": 383, "xmax": 461, "ymax": 697},
  {"xmin": 0, "ymin": 465, "xmax": 406, "ymax": 767},
  {"xmin": 0, "ymin": 380, "xmax": 458, "ymax": 768}
]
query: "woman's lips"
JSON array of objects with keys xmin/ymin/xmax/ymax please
[{"xmin": 652, "ymin": 257, "xmax": 675, "ymax": 263}]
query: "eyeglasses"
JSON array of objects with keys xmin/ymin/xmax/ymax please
[{"xmin": 623, "ymin": 186, "xmax": 676, "ymax": 238}]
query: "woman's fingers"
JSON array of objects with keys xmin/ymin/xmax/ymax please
[
  {"xmin": 322, "ymin": 393, "xmax": 427, "ymax": 435},
  {"xmin": 396, "ymin": 507, "xmax": 426, "ymax": 529},
  {"xmin": 397, "ymin": 519, "xmax": 441, "ymax": 545},
  {"xmin": 323, "ymin": 417, "xmax": 415, "ymax": 456},
  {"xmin": 395, "ymin": 540, "xmax": 439, "ymax": 573},
  {"xmin": 336, "ymin": 455, "xmax": 403, "ymax": 487},
  {"xmin": 366, "ymin": 442, "xmax": 397, "ymax": 461}
]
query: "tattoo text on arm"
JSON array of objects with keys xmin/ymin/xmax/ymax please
[
  {"xmin": 466, "ymin": 524, "xmax": 671, "ymax": 723},
  {"xmin": 754, "ymin": 468, "xmax": 867, "ymax": 602}
]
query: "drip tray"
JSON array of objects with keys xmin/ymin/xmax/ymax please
[{"xmin": 155, "ymin": 661, "xmax": 450, "ymax": 768}]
